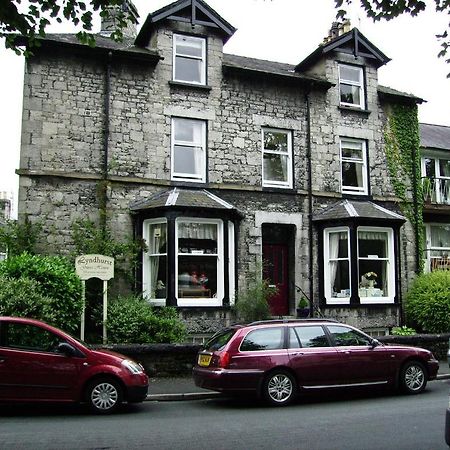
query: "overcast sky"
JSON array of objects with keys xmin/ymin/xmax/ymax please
[{"xmin": 1, "ymin": 0, "xmax": 449, "ymax": 217}]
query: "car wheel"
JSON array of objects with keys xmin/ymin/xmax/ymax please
[
  {"xmin": 400, "ymin": 361, "xmax": 427, "ymax": 394},
  {"xmin": 86, "ymin": 378, "xmax": 123, "ymax": 414},
  {"xmin": 263, "ymin": 370, "xmax": 296, "ymax": 406}
]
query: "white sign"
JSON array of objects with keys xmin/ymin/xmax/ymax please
[{"xmin": 75, "ymin": 254, "xmax": 114, "ymax": 281}]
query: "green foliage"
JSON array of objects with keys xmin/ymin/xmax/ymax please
[
  {"xmin": 297, "ymin": 297, "xmax": 309, "ymax": 308},
  {"xmin": 106, "ymin": 296, "xmax": 186, "ymax": 344},
  {"xmin": 235, "ymin": 277, "xmax": 275, "ymax": 323},
  {"xmin": 405, "ymin": 270, "xmax": 450, "ymax": 333},
  {"xmin": 0, "ymin": 276, "xmax": 55, "ymax": 322},
  {"xmin": 71, "ymin": 218, "xmax": 145, "ymax": 280},
  {"xmin": 391, "ymin": 325, "xmax": 417, "ymax": 336},
  {"xmin": 1, "ymin": 0, "xmax": 136, "ymax": 55},
  {"xmin": 0, "ymin": 253, "xmax": 82, "ymax": 333},
  {"xmin": 0, "ymin": 217, "xmax": 42, "ymax": 257},
  {"xmin": 384, "ymin": 104, "xmax": 424, "ymax": 272}
]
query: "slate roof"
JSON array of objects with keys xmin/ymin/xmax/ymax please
[
  {"xmin": 420, "ymin": 123, "xmax": 450, "ymax": 151},
  {"xmin": 313, "ymin": 200, "xmax": 405, "ymax": 223},
  {"xmin": 130, "ymin": 188, "xmax": 241, "ymax": 214},
  {"xmin": 378, "ymin": 85, "xmax": 425, "ymax": 104}
]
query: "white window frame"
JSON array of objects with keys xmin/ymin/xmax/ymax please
[
  {"xmin": 421, "ymin": 154, "xmax": 450, "ymax": 204},
  {"xmin": 171, "ymin": 117, "xmax": 206, "ymax": 183},
  {"xmin": 357, "ymin": 227, "xmax": 395, "ymax": 304},
  {"xmin": 176, "ymin": 218, "xmax": 224, "ymax": 307},
  {"xmin": 261, "ymin": 128, "xmax": 293, "ymax": 188},
  {"xmin": 324, "ymin": 227, "xmax": 351, "ymax": 305},
  {"xmin": 340, "ymin": 138, "xmax": 368, "ymax": 195},
  {"xmin": 424, "ymin": 223, "xmax": 450, "ymax": 272},
  {"xmin": 173, "ymin": 34, "xmax": 206, "ymax": 85},
  {"xmin": 142, "ymin": 218, "xmax": 167, "ymax": 306},
  {"xmin": 339, "ymin": 64, "xmax": 365, "ymax": 109}
]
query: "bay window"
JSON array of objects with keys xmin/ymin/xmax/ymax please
[
  {"xmin": 171, "ymin": 118, "xmax": 206, "ymax": 182},
  {"xmin": 262, "ymin": 128, "xmax": 293, "ymax": 188},
  {"xmin": 339, "ymin": 64, "xmax": 365, "ymax": 109},
  {"xmin": 425, "ymin": 223, "xmax": 450, "ymax": 271},
  {"xmin": 323, "ymin": 226, "xmax": 396, "ymax": 305},
  {"xmin": 173, "ymin": 34, "xmax": 206, "ymax": 85}
]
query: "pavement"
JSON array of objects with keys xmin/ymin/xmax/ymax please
[{"xmin": 145, "ymin": 360, "xmax": 450, "ymax": 402}]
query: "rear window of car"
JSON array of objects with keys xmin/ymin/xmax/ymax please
[
  {"xmin": 204, "ymin": 329, "xmax": 237, "ymax": 351},
  {"xmin": 240, "ymin": 327, "xmax": 284, "ymax": 351}
]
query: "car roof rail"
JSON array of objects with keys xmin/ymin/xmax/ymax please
[{"xmin": 247, "ymin": 318, "xmax": 338, "ymax": 326}]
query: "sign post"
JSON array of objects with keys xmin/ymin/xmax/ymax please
[{"xmin": 75, "ymin": 254, "xmax": 114, "ymax": 344}]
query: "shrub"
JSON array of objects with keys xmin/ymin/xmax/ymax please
[
  {"xmin": 391, "ymin": 325, "xmax": 416, "ymax": 336},
  {"xmin": 107, "ymin": 296, "xmax": 186, "ymax": 344},
  {"xmin": 0, "ymin": 276, "xmax": 55, "ymax": 323},
  {"xmin": 235, "ymin": 277, "xmax": 275, "ymax": 323},
  {"xmin": 0, "ymin": 217, "xmax": 42, "ymax": 257},
  {"xmin": 405, "ymin": 270, "xmax": 450, "ymax": 333},
  {"xmin": 0, "ymin": 253, "xmax": 83, "ymax": 333}
]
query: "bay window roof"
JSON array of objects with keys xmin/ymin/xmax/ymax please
[{"xmin": 313, "ymin": 199, "xmax": 405, "ymax": 223}]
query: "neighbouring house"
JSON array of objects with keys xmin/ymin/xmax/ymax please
[
  {"xmin": 0, "ymin": 191, "xmax": 13, "ymax": 260},
  {"xmin": 17, "ymin": 0, "xmax": 428, "ymax": 336},
  {"xmin": 420, "ymin": 123, "xmax": 450, "ymax": 272}
]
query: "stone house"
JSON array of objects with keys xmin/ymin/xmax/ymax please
[
  {"xmin": 17, "ymin": 0, "xmax": 426, "ymax": 335},
  {"xmin": 420, "ymin": 123, "xmax": 450, "ymax": 272}
]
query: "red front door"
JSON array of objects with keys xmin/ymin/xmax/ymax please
[{"xmin": 263, "ymin": 244, "xmax": 289, "ymax": 316}]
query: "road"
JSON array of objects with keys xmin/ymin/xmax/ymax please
[{"xmin": 1, "ymin": 380, "xmax": 449, "ymax": 450}]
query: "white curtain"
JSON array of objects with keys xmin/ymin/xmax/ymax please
[
  {"xmin": 178, "ymin": 222, "xmax": 217, "ymax": 240},
  {"xmin": 149, "ymin": 225, "xmax": 167, "ymax": 297},
  {"xmin": 193, "ymin": 122, "xmax": 204, "ymax": 178},
  {"xmin": 329, "ymin": 232, "xmax": 341, "ymax": 295}
]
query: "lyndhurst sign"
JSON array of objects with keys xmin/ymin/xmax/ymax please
[{"xmin": 75, "ymin": 254, "xmax": 114, "ymax": 281}]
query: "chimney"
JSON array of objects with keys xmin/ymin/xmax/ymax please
[
  {"xmin": 323, "ymin": 19, "xmax": 352, "ymax": 44},
  {"xmin": 100, "ymin": 0, "xmax": 139, "ymax": 38}
]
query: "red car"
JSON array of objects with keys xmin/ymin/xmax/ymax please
[
  {"xmin": 0, "ymin": 317, "xmax": 148, "ymax": 413},
  {"xmin": 193, "ymin": 319, "xmax": 439, "ymax": 406}
]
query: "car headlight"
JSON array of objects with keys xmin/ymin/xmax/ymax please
[{"xmin": 122, "ymin": 359, "xmax": 144, "ymax": 375}]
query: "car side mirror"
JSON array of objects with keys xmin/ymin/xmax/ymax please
[
  {"xmin": 370, "ymin": 339, "xmax": 380, "ymax": 349},
  {"xmin": 57, "ymin": 342, "xmax": 77, "ymax": 357}
]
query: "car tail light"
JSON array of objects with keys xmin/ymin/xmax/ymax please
[{"xmin": 210, "ymin": 351, "xmax": 230, "ymax": 368}]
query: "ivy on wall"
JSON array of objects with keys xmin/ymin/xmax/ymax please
[{"xmin": 384, "ymin": 103, "xmax": 424, "ymax": 273}]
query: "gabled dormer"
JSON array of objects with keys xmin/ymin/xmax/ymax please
[
  {"xmin": 135, "ymin": 0, "xmax": 235, "ymax": 88},
  {"xmin": 295, "ymin": 23, "xmax": 390, "ymax": 112}
]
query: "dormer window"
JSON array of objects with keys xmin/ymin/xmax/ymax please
[
  {"xmin": 339, "ymin": 64, "xmax": 365, "ymax": 109},
  {"xmin": 173, "ymin": 34, "xmax": 206, "ymax": 85}
]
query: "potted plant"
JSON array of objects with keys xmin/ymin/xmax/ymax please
[{"xmin": 296, "ymin": 297, "xmax": 310, "ymax": 318}]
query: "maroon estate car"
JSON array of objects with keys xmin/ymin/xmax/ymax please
[
  {"xmin": 193, "ymin": 319, "xmax": 439, "ymax": 406},
  {"xmin": 0, "ymin": 317, "xmax": 148, "ymax": 413}
]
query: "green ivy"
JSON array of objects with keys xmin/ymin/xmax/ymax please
[{"xmin": 384, "ymin": 104, "xmax": 424, "ymax": 273}]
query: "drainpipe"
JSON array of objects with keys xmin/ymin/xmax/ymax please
[
  {"xmin": 305, "ymin": 90, "xmax": 314, "ymax": 317},
  {"xmin": 100, "ymin": 51, "xmax": 112, "ymax": 239}
]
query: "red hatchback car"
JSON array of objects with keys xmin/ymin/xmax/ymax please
[
  {"xmin": 0, "ymin": 317, "xmax": 148, "ymax": 413},
  {"xmin": 193, "ymin": 319, "xmax": 439, "ymax": 406}
]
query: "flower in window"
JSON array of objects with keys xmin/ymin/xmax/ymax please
[{"xmin": 363, "ymin": 272, "xmax": 377, "ymax": 281}]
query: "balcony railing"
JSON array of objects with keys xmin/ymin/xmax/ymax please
[
  {"xmin": 422, "ymin": 177, "xmax": 450, "ymax": 205},
  {"xmin": 429, "ymin": 256, "xmax": 450, "ymax": 272}
]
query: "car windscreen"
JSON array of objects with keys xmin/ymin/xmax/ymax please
[{"xmin": 203, "ymin": 329, "xmax": 237, "ymax": 351}]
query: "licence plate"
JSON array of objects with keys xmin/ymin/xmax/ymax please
[{"xmin": 198, "ymin": 354, "xmax": 212, "ymax": 367}]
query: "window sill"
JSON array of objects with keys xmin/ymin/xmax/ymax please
[
  {"xmin": 169, "ymin": 81, "xmax": 212, "ymax": 91},
  {"xmin": 262, "ymin": 186, "xmax": 296, "ymax": 194},
  {"xmin": 338, "ymin": 105, "xmax": 371, "ymax": 116}
]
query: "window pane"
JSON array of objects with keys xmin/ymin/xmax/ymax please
[
  {"xmin": 289, "ymin": 327, "xmax": 300, "ymax": 348},
  {"xmin": 294, "ymin": 326, "xmax": 329, "ymax": 348},
  {"xmin": 150, "ymin": 255, "xmax": 167, "ymax": 298},
  {"xmin": 358, "ymin": 231, "xmax": 388, "ymax": 258},
  {"xmin": 174, "ymin": 145, "xmax": 200, "ymax": 176},
  {"xmin": 175, "ymin": 57, "xmax": 202, "ymax": 83},
  {"xmin": 264, "ymin": 153, "xmax": 288, "ymax": 182},
  {"xmin": 204, "ymin": 329, "xmax": 237, "ymax": 352},
  {"xmin": 329, "ymin": 231, "xmax": 348, "ymax": 258},
  {"xmin": 340, "ymin": 84, "xmax": 360, "ymax": 105},
  {"xmin": 176, "ymin": 37, "xmax": 203, "ymax": 58},
  {"xmin": 342, "ymin": 161, "xmax": 363, "ymax": 188},
  {"xmin": 149, "ymin": 223, "xmax": 167, "ymax": 254},
  {"xmin": 358, "ymin": 260, "xmax": 388, "ymax": 296},
  {"xmin": 430, "ymin": 224, "xmax": 450, "ymax": 248},
  {"xmin": 327, "ymin": 325, "xmax": 371, "ymax": 346},
  {"xmin": 342, "ymin": 146, "xmax": 363, "ymax": 160},
  {"xmin": 178, "ymin": 255, "xmax": 217, "ymax": 299},
  {"xmin": 178, "ymin": 222, "xmax": 218, "ymax": 250},
  {"xmin": 424, "ymin": 158, "xmax": 435, "ymax": 178},
  {"xmin": 4, "ymin": 323, "xmax": 60, "ymax": 352},
  {"xmin": 263, "ymin": 131, "xmax": 288, "ymax": 152},
  {"xmin": 439, "ymin": 159, "xmax": 450, "ymax": 177},
  {"xmin": 330, "ymin": 260, "xmax": 350, "ymax": 297},
  {"xmin": 174, "ymin": 119, "xmax": 202, "ymax": 144},
  {"xmin": 340, "ymin": 65, "xmax": 361, "ymax": 83},
  {"xmin": 240, "ymin": 328, "xmax": 284, "ymax": 351}
]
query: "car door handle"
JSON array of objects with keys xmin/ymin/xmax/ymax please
[
  {"xmin": 290, "ymin": 352, "xmax": 304, "ymax": 356},
  {"xmin": 0, "ymin": 357, "xmax": 6, "ymax": 363}
]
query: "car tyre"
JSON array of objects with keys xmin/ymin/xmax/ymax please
[
  {"xmin": 262, "ymin": 370, "xmax": 296, "ymax": 406},
  {"xmin": 399, "ymin": 360, "xmax": 427, "ymax": 394},
  {"xmin": 86, "ymin": 377, "xmax": 123, "ymax": 414}
]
